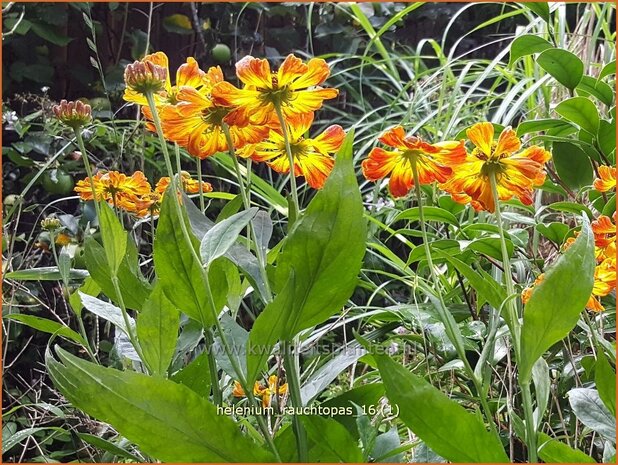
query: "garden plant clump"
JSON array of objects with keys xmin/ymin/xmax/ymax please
[{"xmin": 2, "ymin": 2, "xmax": 616, "ymax": 463}]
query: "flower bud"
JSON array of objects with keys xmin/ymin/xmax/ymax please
[
  {"xmin": 52, "ymin": 99, "xmax": 92, "ymax": 129},
  {"xmin": 124, "ymin": 60, "xmax": 167, "ymax": 95},
  {"xmin": 41, "ymin": 217, "xmax": 62, "ymax": 231}
]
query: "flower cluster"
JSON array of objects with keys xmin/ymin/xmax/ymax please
[
  {"xmin": 362, "ymin": 122, "xmax": 551, "ymax": 212},
  {"xmin": 123, "ymin": 52, "xmax": 343, "ymax": 189},
  {"xmin": 523, "ymin": 167, "xmax": 617, "ymax": 312},
  {"xmin": 232, "ymin": 375, "xmax": 288, "ymax": 408},
  {"xmin": 74, "ymin": 170, "xmax": 211, "ymax": 217}
]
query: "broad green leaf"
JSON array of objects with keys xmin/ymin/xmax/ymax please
[
  {"xmin": 98, "ymin": 202, "xmax": 127, "ymax": 274},
  {"xmin": 31, "ymin": 23, "xmax": 73, "ymax": 46},
  {"xmin": 555, "ymin": 97, "xmax": 600, "ymax": 134},
  {"xmin": 598, "ymin": 119, "xmax": 616, "ymax": 158},
  {"xmin": 523, "ymin": 2, "xmax": 550, "ymax": 22},
  {"xmin": 77, "ymin": 433, "xmax": 142, "ymax": 462},
  {"xmin": 376, "ymin": 355, "xmax": 509, "ymax": 463},
  {"xmin": 393, "ymin": 206, "xmax": 458, "ymax": 226},
  {"xmin": 137, "ymin": 285, "xmax": 180, "ymax": 376},
  {"xmin": 372, "ymin": 427, "xmax": 404, "ymax": 462},
  {"xmin": 519, "ymin": 217, "xmax": 595, "ymax": 382},
  {"xmin": 183, "ymin": 193, "xmax": 270, "ymax": 303},
  {"xmin": 598, "ymin": 60, "xmax": 616, "ymax": 80},
  {"xmin": 69, "ymin": 277, "xmax": 101, "ymax": 317},
  {"xmin": 535, "ymin": 222, "xmax": 570, "ymax": 245},
  {"xmin": 170, "ymin": 351, "xmax": 211, "ymax": 398},
  {"xmin": 154, "ymin": 193, "xmax": 228, "ymax": 327},
  {"xmin": 2, "ymin": 426, "xmax": 68, "ymax": 455},
  {"xmin": 80, "ymin": 293, "xmax": 135, "ymax": 337},
  {"xmin": 4, "ymin": 314, "xmax": 87, "ymax": 347},
  {"xmin": 509, "ymin": 34, "xmax": 552, "ymax": 65},
  {"xmin": 212, "ymin": 314, "xmax": 248, "ymax": 378},
  {"xmin": 532, "ymin": 358, "xmax": 550, "ymax": 428},
  {"xmin": 516, "ymin": 118, "xmax": 574, "ymax": 137},
  {"xmin": 246, "ymin": 131, "xmax": 366, "ymax": 382},
  {"xmin": 46, "ymin": 347, "xmax": 274, "ymax": 462},
  {"xmin": 568, "ymin": 388, "xmax": 616, "ymax": 441},
  {"xmin": 301, "ymin": 415, "xmax": 364, "ymax": 462},
  {"xmin": 537, "ymin": 433, "xmax": 596, "ymax": 463},
  {"xmin": 216, "ymin": 194, "xmax": 243, "ymax": 222},
  {"xmin": 548, "ymin": 201, "xmax": 593, "ymax": 219},
  {"xmin": 84, "ymin": 236, "xmax": 151, "ymax": 311},
  {"xmin": 576, "ymin": 75, "xmax": 614, "ymax": 106},
  {"xmin": 595, "ymin": 351, "xmax": 616, "ymax": 416},
  {"xmin": 4, "ymin": 267, "xmax": 89, "ymax": 281},
  {"xmin": 552, "ymin": 142, "xmax": 593, "ymax": 190},
  {"xmin": 465, "ymin": 237, "xmax": 514, "ymax": 260},
  {"xmin": 538, "ymin": 49, "xmax": 583, "ymax": 90},
  {"xmin": 200, "ymin": 208, "xmax": 257, "ymax": 266}
]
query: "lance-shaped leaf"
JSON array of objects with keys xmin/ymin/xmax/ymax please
[{"xmin": 200, "ymin": 208, "xmax": 258, "ymax": 266}]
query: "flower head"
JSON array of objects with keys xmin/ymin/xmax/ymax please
[
  {"xmin": 441, "ymin": 122, "xmax": 551, "ymax": 212},
  {"xmin": 253, "ymin": 375, "xmax": 288, "ymax": 408},
  {"xmin": 361, "ymin": 126, "xmax": 466, "ymax": 198},
  {"xmin": 211, "ymin": 54, "xmax": 338, "ymax": 125},
  {"xmin": 593, "ymin": 165, "xmax": 616, "ymax": 192},
  {"xmin": 74, "ymin": 171, "xmax": 151, "ymax": 212},
  {"xmin": 241, "ymin": 113, "xmax": 345, "ymax": 189},
  {"xmin": 52, "ymin": 99, "xmax": 92, "ymax": 129},
  {"xmin": 124, "ymin": 59, "xmax": 168, "ymax": 95}
]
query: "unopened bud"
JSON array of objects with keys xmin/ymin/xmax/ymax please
[
  {"xmin": 52, "ymin": 99, "xmax": 92, "ymax": 129},
  {"xmin": 124, "ymin": 60, "xmax": 167, "ymax": 95},
  {"xmin": 41, "ymin": 217, "xmax": 62, "ymax": 231}
]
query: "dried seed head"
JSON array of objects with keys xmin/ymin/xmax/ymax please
[
  {"xmin": 124, "ymin": 60, "xmax": 167, "ymax": 95},
  {"xmin": 52, "ymin": 99, "xmax": 92, "ymax": 129}
]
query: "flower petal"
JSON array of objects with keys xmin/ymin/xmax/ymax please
[
  {"xmin": 494, "ymin": 126, "xmax": 521, "ymax": 157},
  {"xmin": 466, "ymin": 122, "xmax": 494, "ymax": 157},
  {"xmin": 236, "ymin": 56, "xmax": 272, "ymax": 88}
]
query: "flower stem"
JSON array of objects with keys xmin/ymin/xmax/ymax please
[
  {"xmin": 273, "ymin": 104, "xmax": 300, "ymax": 216},
  {"xmin": 145, "ymin": 92, "xmax": 175, "ymax": 180},
  {"xmin": 196, "ymin": 158, "xmax": 206, "ymax": 213},
  {"xmin": 282, "ymin": 340, "xmax": 308, "ymax": 462},
  {"xmin": 73, "ymin": 128, "xmax": 101, "ymax": 220},
  {"xmin": 203, "ymin": 327, "xmax": 222, "ymax": 406},
  {"xmin": 411, "ymin": 159, "xmax": 499, "ymax": 439},
  {"xmin": 489, "ymin": 172, "xmax": 536, "ymax": 463},
  {"xmin": 222, "ymin": 123, "xmax": 273, "ymax": 303}
]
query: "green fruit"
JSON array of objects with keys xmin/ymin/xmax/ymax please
[
  {"xmin": 211, "ymin": 43, "xmax": 231, "ymax": 63},
  {"xmin": 3, "ymin": 194, "xmax": 20, "ymax": 207},
  {"xmin": 73, "ymin": 245, "xmax": 87, "ymax": 269},
  {"xmin": 41, "ymin": 169, "xmax": 74, "ymax": 195}
]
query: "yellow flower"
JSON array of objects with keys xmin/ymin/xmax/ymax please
[
  {"xmin": 593, "ymin": 165, "xmax": 616, "ymax": 192},
  {"xmin": 361, "ymin": 126, "xmax": 466, "ymax": 198},
  {"xmin": 240, "ymin": 113, "xmax": 345, "ymax": 189},
  {"xmin": 440, "ymin": 122, "xmax": 551, "ymax": 212},
  {"xmin": 74, "ymin": 171, "xmax": 151, "ymax": 213},
  {"xmin": 253, "ymin": 375, "xmax": 288, "ymax": 408},
  {"xmin": 211, "ymin": 54, "xmax": 338, "ymax": 125}
]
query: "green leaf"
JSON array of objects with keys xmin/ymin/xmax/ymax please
[
  {"xmin": 2, "ymin": 426, "xmax": 67, "ymax": 455},
  {"xmin": 84, "ymin": 237, "xmax": 151, "ymax": 311},
  {"xmin": 200, "ymin": 208, "xmax": 257, "ymax": 266},
  {"xmin": 46, "ymin": 347, "xmax": 274, "ymax": 462},
  {"xmin": 98, "ymin": 202, "xmax": 127, "ymax": 274},
  {"xmin": 595, "ymin": 351, "xmax": 616, "ymax": 416},
  {"xmin": 301, "ymin": 415, "xmax": 364, "ymax": 462},
  {"xmin": 552, "ymin": 142, "xmax": 593, "ymax": 190},
  {"xmin": 393, "ymin": 206, "xmax": 458, "ymax": 226},
  {"xmin": 519, "ymin": 216, "xmax": 595, "ymax": 383},
  {"xmin": 535, "ymin": 222, "xmax": 570, "ymax": 245},
  {"xmin": 537, "ymin": 49, "xmax": 584, "ymax": 90},
  {"xmin": 465, "ymin": 237, "xmax": 514, "ymax": 260},
  {"xmin": 548, "ymin": 201, "xmax": 593, "ymax": 219},
  {"xmin": 516, "ymin": 118, "xmax": 574, "ymax": 137},
  {"xmin": 4, "ymin": 267, "xmax": 88, "ymax": 281},
  {"xmin": 170, "ymin": 351, "xmax": 211, "ymax": 398},
  {"xmin": 537, "ymin": 433, "xmax": 596, "ymax": 463},
  {"xmin": 376, "ymin": 355, "xmax": 509, "ymax": 463},
  {"xmin": 509, "ymin": 35, "xmax": 552, "ymax": 65},
  {"xmin": 246, "ymin": 131, "xmax": 366, "ymax": 382},
  {"xmin": 555, "ymin": 97, "xmax": 600, "ymax": 134},
  {"xmin": 137, "ymin": 285, "xmax": 180, "ymax": 376},
  {"xmin": 523, "ymin": 2, "xmax": 550, "ymax": 22},
  {"xmin": 598, "ymin": 119, "xmax": 616, "ymax": 158},
  {"xmin": 568, "ymin": 388, "xmax": 616, "ymax": 440},
  {"xmin": 576, "ymin": 75, "xmax": 614, "ymax": 106},
  {"xmin": 598, "ymin": 60, "xmax": 616, "ymax": 80},
  {"xmin": 80, "ymin": 293, "xmax": 134, "ymax": 337},
  {"xmin": 30, "ymin": 23, "xmax": 73, "ymax": 46},
  {"xmin": 77, "ymin": 433, "xmax": 142, "ymax": 462},
  {"xmin": 69, "ymin": 277, "xmax": 101, "ymax": 317},
  {"xmin": 154, "ymin": 193, "xmax": 228, "ymax": 327},
  {"xmin": 4, "ymin": 314, "xmax": 87, "ymax": 347}
]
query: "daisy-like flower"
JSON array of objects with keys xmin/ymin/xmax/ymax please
[
  {"xmin": 211, "ymin": 54, "xmax": 339, "ymax": 125},
  {"xmin": 593, "ymin": 165, "xmax": 616, "ymax": 192},
  {"xmin": 591, "ymin": 213, "xmax": 617, "ymax": 248},
  {"xmin": 74, "ymin": 171, "xmax": 151, "ymax": 212},
  {"xmin": 361, "ymin": 126, "xmax": 466, "ymax": 198},
  {"xmin": 159, "ymin": 69, "xmax": 269, "ymax": 158},
  {"xmin": 240, "ymin": 113, "xmax": 345, "ymax": 189},
  {"xmin": 253, "ymin": 375, "xmax": 288, "ymax": 408},
  {"xmin": 52, "ymin": 99, "xmax": 92, "ymax": 129},
  {"xmin": 440, "ymin": 122, "xmax": 551, "ymax": 213},
  {"xmin": 133, "ymin": 173, "xmax": 212, "ymax": 217},
  {"xmin": 123, "ymin": 52, "xmax": 206, "ymax": 108}
]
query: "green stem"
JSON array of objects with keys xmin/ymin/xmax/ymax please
[
  {"xmin": 196, "ymin": 158, "xmax": 206, "ymax": 213},
  {"xmin": 411, "ymin": 160, "xmax": 499, "ymax": 439},
  {"xmin": 282, "ymin": 340, "xmax": 308, "ymax": 462},
  {"xmin": 273, "ymin": 104, "xmax": 300, "ymax": 216},
  {"xmin": 144, "ymin": 94, "xmax": 279, "ymax": 459},
  {"xmin": 222, "ymin": 123, "xmax": 273, "ymax": 303},
  {"xmin": 489, "ymin": 172, "xmax": 536, "ymax": 462},
  {"xmin": 73, "ymin": 128, "xmax": 101, "ymax": 220},
  {"xmin": 203, "ymin": 328, "xmax": 222, "ymax": 406}
]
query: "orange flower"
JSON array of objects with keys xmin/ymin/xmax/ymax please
[
  {"xmin": 211, "ymin": 54, "xmax": 338, "ymax": 125},
  {"xmin": 361, "ymin": 126, "xmax": 466, "ymax": 198},
  {"xmin": 253, "ymin": 375, "xmax": 288, "ymax": 408},
  {"xmin": 440, "ymin": 122, "xmax": 551, "ymax": 212},
  {"xmin": 593, "ymin": 165, "xmax": 616, "ymax": 192},
  {"xmin": 521, "ymin": 274, "xmax": 545, "ymax": 304},
  {"xmin": 591, "ymin": 214, "xmax": 617, "ymax": 248},
  {"xmin": 159, "ymin": 69, "xmax": 268, "ymax": 158},
  {"xmin": 74, "ymin": 171, "xmax": 151, "ymax": 212},
  {"xmin": 240, "ymin": 113, "xmax": 345, "ymax": 189},
  {"xmin": 232, "ymin": 381, "xmax": 245, "ymax": 398}
]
